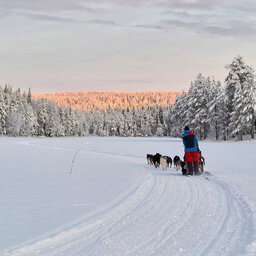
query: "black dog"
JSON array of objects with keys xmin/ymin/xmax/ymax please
[
  {"xmin": 180, "ymin": 160, "xmax": 188, "ymax": 175},
  {"xmin": 165, "ymin": 156, "xmax": 172, "ymax": 168},
  {"xmin": 152, "ymin": 153, "xmax": 162, "ymax": 168}
]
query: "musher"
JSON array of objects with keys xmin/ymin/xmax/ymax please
[{"xmin": 182, "ymin": 126, "xmax": 200, "ymax": 175}]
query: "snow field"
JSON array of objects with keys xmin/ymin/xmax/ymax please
[{"xmin": 1, "ymin": 137, "xmax": 256, "ymax": 256}]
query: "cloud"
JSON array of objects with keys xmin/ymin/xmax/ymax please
[
  {"xmin": 132, "ymin": 24, "xmax": 164, "ymax": 30},
  {"xmin": 0, "ymin": 1, "xmax": 116, "ymax": 27},
  {"xmin": 20, "ymin": 13, "xmax": 79, "ymax": 23},
  {"xmin": 86, "ymin": 19, "xmax": 117, "ymax": 26},
  {"xmin": 159, "ymin": 16, "xmax": 256, "ymax": 38},
  {"xmin": 161, "ymin": 19, "xmax": 198, "ymax": 30},
  {"xmin": 146, "ymin": 0, "xmax": 256, "ymax": 38},
  {"xmin": 0, "ymin": 0, "xmax": 242, "ymax": 13},
  {"xmin": 1, "ymin": 0, "xmax": 255, "ymax": 38},
  {"xmin": 84, "ymin": 0, "xmax": 240, "ymax": 10},
  {"xmin": 0, "ymin": 0, "xmax": 104, "ymax": 13},
  {"xmin": 202, "ymin": 22, "xmax": 256, "ymax": 37},
  {"xmin": 8, "ymin": 11, "xmax": 118, "ymax": 26},
  {"xmin": 96, "ymin": 0, "xmax": 256, "ymax": 38},
  {"xmin": 154, "ymin": 0, "xmax": 237, "ymax": 10}
]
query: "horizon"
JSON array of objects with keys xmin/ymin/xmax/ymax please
[
  {"xmin": 32, "ymin": 89, "xmax": 183, "ymax": 94},
  {"xmin": 1, "ymin": 0, "xmax": 256, "ymax": 93}
]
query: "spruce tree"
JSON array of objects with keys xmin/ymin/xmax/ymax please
[{"xmin": 225, "ymin": 56, "xmax": 256, "ymax": 140}]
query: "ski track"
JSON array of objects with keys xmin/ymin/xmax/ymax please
[{"xmin": 5, "ymin": 141, "xmax": 255, "ymax": 256}]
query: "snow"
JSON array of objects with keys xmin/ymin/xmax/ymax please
[{"xmin": 1, "ymin": 137, "xmax": 256, "ymax": 256}]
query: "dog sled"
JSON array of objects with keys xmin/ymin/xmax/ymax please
[
  {"xmin": 146, "ymin": 150, "xmax": 205, "ymax": 176},
  {"xmin": 181, "ymin": 150, "xmax": 205, "ymax": 176}
]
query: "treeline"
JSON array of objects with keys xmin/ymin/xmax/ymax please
[
  {"xmin": 0, "ymin": 86, "xmax": 78, "ymax": 137},
  {"xmin": 0, "ymin": 85, "xmax": 172, "ymax": 137},
  {"xmin": 33, "ymin": 91, "xmax": 180, "ymax": 112},
  {"xmin": 1, "ymin": 55, "xmax": 255, "ymax": 140}
]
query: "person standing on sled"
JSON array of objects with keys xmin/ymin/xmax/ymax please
[{"xmin": 182, "ymin": 126, "xmax": 199, "ymax": 175}]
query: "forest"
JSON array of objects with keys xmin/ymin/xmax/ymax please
[
  {"xmin": 0, "ymin": 56, "xmax": 255, "ymax": 140},
  {"xmin": 32, "ymin": 91, "xmax": 180, "ymax": 112}
]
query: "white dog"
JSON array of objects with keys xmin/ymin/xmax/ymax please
[{"xmin": 160, "ymin": 156, "xmax": 169, "ymax": 171}]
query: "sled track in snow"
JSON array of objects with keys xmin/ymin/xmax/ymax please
[
  {"xmin": 6, "ymin": 143, "xmax": 255, "ymax": 256},
  {"xmin": 197, "ymin": 174, "xmax": 255, "ymax": 256}
]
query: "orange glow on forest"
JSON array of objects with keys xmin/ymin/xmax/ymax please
[{"xmin": 32, "ymin": 91, "xmax": 182, "ymax": 112}]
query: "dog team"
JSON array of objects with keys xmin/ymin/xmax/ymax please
[
  {"xmin": 147, "ymin": 126, "xmax": 205, "ymax": 176},
  {"xmin": 146, "ymin": 153, "xmax": 205, "ymax": 175},
  {"xmin": 146, "ymin": 153, "xmax": 172, "ymax": 171}
]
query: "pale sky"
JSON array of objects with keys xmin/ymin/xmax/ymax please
[{"xmin": 0, "ymin": 0, "xmax": 256, "ymax": 93}]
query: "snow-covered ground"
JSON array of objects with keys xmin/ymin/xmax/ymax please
[{"xmin": 1, "ymin": 137, "xmax": 256, "ymax": 256}]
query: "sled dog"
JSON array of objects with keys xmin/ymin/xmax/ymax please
[
  {"xmin": 180, "ymin": 160, "xmax": 188, "ymax": 175},
  {"xmin": 198, "ymin": 150, "xmax": 205, "ymax": 174},
  {"xmin": 160, "ymin": 156, "xmax": 172, "ymax": 170},
  {"xmin": 174, "ymin": 155, "xmax": 181, "ymax": 170},
  {"xmin": 147, "ymin": 154, "xmax": 154, "ymax": 165},
  {"xmin": 152, "ymin": 153, "xmax": 162, "ymax": 168}
]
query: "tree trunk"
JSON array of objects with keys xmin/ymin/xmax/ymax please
[{"xmin": 215, "ymin": 120, "xmax": 219, "ymax": 141}]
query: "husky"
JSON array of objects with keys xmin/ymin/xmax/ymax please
[
  {"xmin": 152, "ymin": 153, "xmax": 162, "ymax": 168},
  {"xmin": 180, "ymin": 160, "xmax": 188, "ymax": 175},
  {"xmin": 160, "ymin": 156, "xmax": 172, "ymax": 170},
  {"xmin": 146, "ymin": 154, "xmax": 154, "ymax": 165},
  {"xmin": 198, "ymin": 150, "xmax": 205, "ymax": 174},
  {"xmin": 173, "ymin": 155, "xmax": 181, "ymax": 171}
]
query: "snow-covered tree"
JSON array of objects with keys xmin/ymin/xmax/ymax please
[
  {"xmin": 23, "ymin": 104, "xmax": 38, "ymax": 136},
  {"xmin": 0, "ymin": 91, "xmax": 7, "ymax": 135},
  {"xmin": 208, "ymin": 81, "xmax": 228, "ymax": 140},
  {"xmin": 241, "ymin": 67, "xmax": 256, "ymax": 139},
  {"xmin": 1, "ymin": 58, "xmax": 255, "ymax": 140},
  {"xmin": 225, "ymin": 56, "xmax": 256, "ymax": 140},
  {"xmin": 191, "ymin": 74, "xmax": 210, "ymax": 139},
  {"xmin": 37, "ymin": 99, "xmax": 48, "ymax": 136}
]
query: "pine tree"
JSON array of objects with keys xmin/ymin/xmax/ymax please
[
  {"xmin": 140, "ymin": 108, "xmax": 152, "ymax": 136},
  {"xmin": 65, "ymin": 107, "xmax": 78, "ymax": 136},
  {"xmin": 241, "ymin": 67, "xmax": 256, "ymax": 139},
  {"xmin": 23, "ymin": 104, "xmax": 38, "ymax": 136},
  {"xmin": 225, "ymin": 56, "xmax": 256, "ymax": 140},
  {"xmin": 37, "ymin": 99, "xmax": 48, "ymax": 136},
  {"xmin": 27, "ymin": 87, "xmax": 32, "ymax": 104},
  {"xmin": 45, "ymin": 102, "xmax": 58, "ymax": 137},
  {"xmin": 170, "ymin": 92, "xmax": 188, "ymax": 137},
  {"xmin": 208, "ymin": 81, "xmax": 227, "ymax": 140}
]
